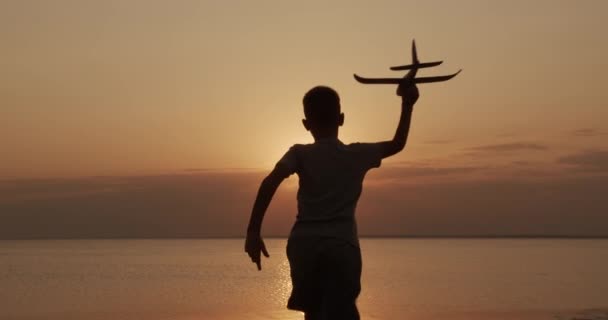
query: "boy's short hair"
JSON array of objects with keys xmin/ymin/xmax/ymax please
[{"xmin": 303, "ymin": 86, "xmax": 341, "ymax": 126}]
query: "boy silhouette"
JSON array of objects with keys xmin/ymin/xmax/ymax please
[{"xmin": 245, "ymin": 70, "xmax": 419, "ymax": 319}]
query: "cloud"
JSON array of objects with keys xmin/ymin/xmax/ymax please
[
  {"xmin": 467, "ymin": 142, "xmax": 548, "ymax": 153},
  {"xmin": 558, "ymin": 150, "xmax": 608, "ymax": 172},
  {"xmin": 358, "ymin": 174, "xmax": 608, "ymax": 237},
  {"xmin": 0, "ymin": 171, "xmax": 272, "ymax": 239},
  {"xmin": 423, "ymin": 139, "xmax": 454, "ymax": 145},
  {"xmin": 511, "ymin": 160, "xmax": 532, "ymax": 166},
  {"xmin": 494, "ymin": 132, "xmax": 517, "ymax": 138},
  {"xmin": 571, "ymin": 128, "xmax": 603, "ymax": 137},
  {"xmin": 182, "ymin": 167, "xmax": 258, "ymax": 173},
  {"xmin": 182, "ymin": 168, "xmax": 214, "ymax": 172},
  {"xmin": 1, "ymin": 161, "xmax": 607, "ymax": 239},
  {"xmin": 368, "ymin": 164, "xmax": 485, "ymax": 184}
]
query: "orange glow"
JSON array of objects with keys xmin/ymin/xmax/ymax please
[{"xmin": 1, "ymin": 1, "xmax": 607, "ymax": 179}]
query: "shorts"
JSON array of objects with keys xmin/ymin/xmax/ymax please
[{"xmin": 286, "ymin": 236, "xmax": 362, "ymax": 319}]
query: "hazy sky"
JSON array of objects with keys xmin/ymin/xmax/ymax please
[{"xmin": 1, "ymin": 0, "xmax": 607, "ymax": 237}]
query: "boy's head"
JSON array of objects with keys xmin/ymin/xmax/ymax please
[{"xmin": 302, "ymin": 86, "xmax": 344, "ymax": 134}]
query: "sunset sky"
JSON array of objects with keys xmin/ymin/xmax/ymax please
[{"xmin": 1, "ymin": 0, "xmax": 607, "ymax": 238}]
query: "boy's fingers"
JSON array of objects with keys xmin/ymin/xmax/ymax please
[
  {"xmin": 247, "ymin": 248, "xmax": 257, "ymax": 260},
  {"xmin": 250, "ymin": 254, "xmax": 260, "ymax": 269},
  {"xmin": 404, "ymin": 67, "xmax": 417, "ymax": 82},
  {"xmin": 397, "ymin": 69, "xmax": 417, "ymax": 96},
  {"xmin": 245, "ymin": 238, "xmax": 266, "ymax": 270},
  {"xmin": 248, "ymin": 248, "xmax": 262, "ymax": 270}
]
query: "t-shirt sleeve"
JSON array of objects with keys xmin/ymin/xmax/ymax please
[
  {"xmin": 351, "ymin": 142, "xmax": 384, "ymax": 170},
  {"xmin": 275, "ymin": 145, "xmax": 298, "ymax": 175}
]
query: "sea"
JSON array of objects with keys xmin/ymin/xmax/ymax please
[{"xmin": 1, "ymin": 239, "xmax": 607, "ymax": 320}]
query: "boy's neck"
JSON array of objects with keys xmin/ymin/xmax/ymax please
[{"xmin": 311, "ymin": 128, "xmax": 339, "ymax": 142}]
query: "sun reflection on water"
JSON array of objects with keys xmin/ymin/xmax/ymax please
[
  {"xmin": 276, "ymin": 259, "xmax": 293, "ymax": 303},
  {"xmin": 263, "ymin": 259, "xmax": 303, "ymax": 319}
]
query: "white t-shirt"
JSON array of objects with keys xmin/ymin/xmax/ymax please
[{"xmin": 276, "ymin": 137, "xmax": 384, "ymax": 246}]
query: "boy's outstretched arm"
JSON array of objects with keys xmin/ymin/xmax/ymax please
[
  {"xmin": 380, "ymin": 81, "xmax": 420, "ymax": 158},
  {"xmin": 245, "ymin": 165, "xmax": 290, "ymax": 270}
]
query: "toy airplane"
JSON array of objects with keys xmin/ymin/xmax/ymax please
[{"xmin": 353, "ymin": 40, "xmax": 461, "ymax": 84}]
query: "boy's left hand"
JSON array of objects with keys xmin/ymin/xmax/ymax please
[{"xmin": 245, "ymin": 233, "xmax": 270, "ymax": 271}]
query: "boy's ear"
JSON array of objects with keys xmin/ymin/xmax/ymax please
[
  {"xmin": 302, "ymin": 119, "xmax": 311, "ymax": 131},
  {"xmin": 338, "ymin": 113, "xmax": 344, "ymax": 127}
]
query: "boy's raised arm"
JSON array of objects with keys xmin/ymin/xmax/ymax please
[
  {"xmin": 379, "ymin": 81, "xmax": 419, "ymax": 158},
  {"xmin": 245, "ymin": 165, "xmax": 291, "ymax": 270}
]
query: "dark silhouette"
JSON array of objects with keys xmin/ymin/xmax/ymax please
[
  {"xmin": 354, "ymin": 40, "xmax": 461, "ymax": 85},
  {"xmin": 245, "ymin": 40, "xmax": 449, "ymax": 320}
]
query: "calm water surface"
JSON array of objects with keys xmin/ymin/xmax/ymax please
[{"xmin": 1, "ymin": 239, "xmax": 607, "ymax": 320}]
